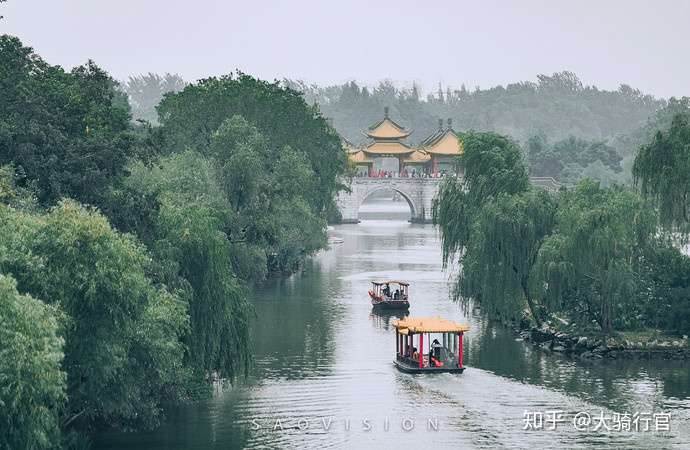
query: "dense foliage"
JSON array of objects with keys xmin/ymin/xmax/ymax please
[
  {"xmin": 0, "ymin": 200, "xmax": 188, "ymax": 431},
  {"xmin": 0, "ymin": 274, "xmax": 65, "ymax": 450},
  {"xmin": 434, "ymin": 131, "xmax": 528, "ymax": 261},
  {"xmin": 289, "ymin": 72, "xmax": 663, "ymax": 145},
  {"xmin": 0, "ymin": 36, "xmax": 345, "ymax": 447},
  {"xmin": 435, "ymin": 129, "xmax": 690, "ymax": 336},
  {"xmin": 459, "ymin": 189, "xmax": 556, "ymax": 326},
  {"xmin": 0, "ymin": 35, "xmax": 138, "ymax": 208},
  {"xmin": 536, "ymin": 182, "xmax": 657, "ymax": 333},
  {"xmin": 526, "ymin": 134, "xmax": 622, "ymax": 184},
  {"xmin": 633, "ymin": 112, "xmax": 690, "ymax": 233},
  {"xmin": 158, "ymin": 73, "xmax": 346, "ymax": 215},
  {"xmin": 3, "ymin": 28, "xmax": 689, "ymax": 448},
  {"xmin": 116, "ymin": 151, "xmax": 252, "ymax": 379}
]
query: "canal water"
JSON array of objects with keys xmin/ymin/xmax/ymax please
[{"xmin": 94, "ymin": 199, "xmax": 690, "ymax": 449}]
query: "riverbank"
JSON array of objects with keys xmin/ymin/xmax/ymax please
[{"xmin": 516, "ymin": 320, "xmax": 690, "ymax": 360}]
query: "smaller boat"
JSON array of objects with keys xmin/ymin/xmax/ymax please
[
  {"xmin": 368, "ymin": 280, "xmax": 410, "ymax": 309},
  {"xmin": 392, "ymin": 316, "xmax": 469, "ymax": 373}
]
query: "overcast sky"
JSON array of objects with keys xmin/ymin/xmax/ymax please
[{"xmin": 2, "ymin": 0, "xmax": 689, "ymax": 98}]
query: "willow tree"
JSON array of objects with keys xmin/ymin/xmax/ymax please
[
  {"xmin": 536, "ymin": 181, "xmax": 657, "ymax": 334},
  {"xmin": 434, "ymin": 131, "xmax": 529, "ymax": 261},
  {"xmin": 123, "ymin": 151, "xmax": 252, "ymax": 380},
  {"xmin": 435, "ymin": 131, "xmax": 542, "ymax": 323},
  {"xmin": 0, "ymin": 274, "xmax": 65, "ymax": 450},
  {"xmin": 633, "ymin": 113, "xmax": 690, "ymax": 235},
  {"xmin": 459, "ymin": 189, "xmax": 557, "ymax": 325},
  {"xmin": 0, "ymin": 201, "xmax": 188, "ymax": 430}
]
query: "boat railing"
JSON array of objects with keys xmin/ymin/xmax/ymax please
[
  {"xmin": 396, "ymin": 353, "xmax": 429, "ymax": 367},
  {"xmin": 397, "ymin": 349, "xmax": 458, "ymax": 369}
]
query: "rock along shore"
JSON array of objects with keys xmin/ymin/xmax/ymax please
[{"xmin": 516, "ymin": 323, "xmax": 690, "ymax": 360}]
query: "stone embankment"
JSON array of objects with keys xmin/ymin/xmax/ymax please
[{"xmin": 518, "ymin": 323, "xmax": 690, "ymax": 360}]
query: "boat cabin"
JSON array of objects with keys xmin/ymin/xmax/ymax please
[
  {"xmin": 392, "ymin": 316, "xmax": 469, "ymax": 373},
  {"xmin": 370, "ymin": 280, "xmax": 408, "ymax": 300},
  {"xmin": 369, "ymin": 280, "xmax": 410, "ymax": 309}
]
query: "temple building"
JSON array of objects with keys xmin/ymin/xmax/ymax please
[{"xmin": 346, "ymin": 108, "xmax": 463, "ymax": 177}]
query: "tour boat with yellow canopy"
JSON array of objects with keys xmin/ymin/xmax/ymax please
[
  {"xmin": 368, "ymin": 280, "xmax": 410, "ymax": 309},
  {"xmin": 392, "ymin": 316, "xmax": 469, "ymax": 373}
]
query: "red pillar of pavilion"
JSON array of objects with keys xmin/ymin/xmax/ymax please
[
  {"xmin": 458, "ymin": 332, "xmax": 464, "ymax": 368},
  {"xmin": 419, "ymin": 333, "xmax": 424, "ymax": 369}
]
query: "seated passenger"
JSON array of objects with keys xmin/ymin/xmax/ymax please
[
  {"xmin": 430, "ymin": 354, "xmax": 444, "ymax": 367},
  {"xmin": 383, "ymin": 284, "xmax": 391, "ymax": 297},
  {"xmin": 431, "ymin": 339, "xmax": 442, "ymax": 360}
]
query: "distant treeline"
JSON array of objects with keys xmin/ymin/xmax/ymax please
[
  {"xmin": 286, "ymin": 72, "xmax": 662, "ymax": 145},
  {"xmin": 284, "ymin": 74, "xmax": 688, "ymax": 186},
  {"xmin": 122, "ymin": 72, "xmax": 688, "ymax": 185}
]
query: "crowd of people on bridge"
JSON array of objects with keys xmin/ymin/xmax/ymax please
[{"xmin": 356, "ymin": 169, "xmax": 452, "ymax": 179}]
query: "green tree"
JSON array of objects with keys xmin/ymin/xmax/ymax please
[
  {"xmin": 0, "ymin": 164, "xmax": 37, "ymax": 210},
  {"xmin": 0, "ymin": 36, "xmax": 139, "ymax": 208},
  {"xmin": 0, "ymin": 274, "xmax": 65, "ymax": 450},
  {"xmin": 121, "ymin": 151, "xmax": 252, "ymax": 379},
  {"xmin": 208, "ymin": 115, "xmax": 326, "ymax": 273},
  {"xmin": 157, "ymin": 72, "xmax": 346, "ymax": 214},
  {"xmin": 434, "ymin": 131, "xmax": 546, "ymax": 323},
  {"xmin": 0, "ymin": 201, "xmax": 188, "ymax": 431},
  {"xmin": 536, "ymin": 181, "xmax": 657, "ymax": 334},
  {"xmin": 527, "ymin": 134, "xmax": 622, "ymax": 183},
  {"xmin": 633, "ymin": 113, "xmax": 690, "ymax": 233},
  {"xmin": 640, "ymin": 242, "xmax": 690, "ymax": 333},
  {"xmin": 434, "ymin": 131, "xmax": 529, "ymax": 262},
  {"xmin": 459, "ymin": 189, "xmax": 556, "ymax": 326}
]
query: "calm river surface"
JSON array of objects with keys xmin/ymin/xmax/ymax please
[{"xmin": 95, "ymin": 200, "xmax": 690, "ymax": 449}]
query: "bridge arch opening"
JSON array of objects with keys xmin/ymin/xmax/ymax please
[{"xmin": 358, "ymin": 187, "xmax": 417, "ymax": 221}]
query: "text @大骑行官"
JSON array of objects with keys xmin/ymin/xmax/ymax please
[{"xmin": 523, "ymin": 410, "xmax": 671, "ymax": 432}]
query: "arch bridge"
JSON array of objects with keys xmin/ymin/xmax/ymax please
[
  {"xmin": 336, "ymin": 176, "xmax": 562, "ymax": 223},
  {"xmin": 336, "ymin": 177, "xmax": 442, "ymax": 223}
]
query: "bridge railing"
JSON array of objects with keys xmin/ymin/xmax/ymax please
[
  {"xmin": 354, "ymin": 172, "xmax": 454, "ymax": 179},
  {"xmin": 351, "ymin": 173, "xmax": 563, "ymax": 190}
]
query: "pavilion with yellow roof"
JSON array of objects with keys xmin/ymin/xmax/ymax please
[{"xmin": 347, "ymin": 107, "xmax": 463, "ymax": 177}]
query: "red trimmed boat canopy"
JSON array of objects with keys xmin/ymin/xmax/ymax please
[{"xmin": 371, "ymin": 280, "xmax": 409, "ymax": 286}]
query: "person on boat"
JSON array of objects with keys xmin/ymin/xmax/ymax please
[
  {"xmin": 394, "ymin": 289, "xmax": 400, "ymax": 300},
  {"xmin": 430, "ymin": 339, "xmax": 443, "ymax": 365},
  {"xmin": 411, "ymin": 347, "xmax": 419, "ymax": 361},
  {"xmin": 431, "ymin": 339, "xmax": 442, "ymax": 359},
  {"xmin": 383, "ymin": 283, "xmax": 391, "ymax": 297}
]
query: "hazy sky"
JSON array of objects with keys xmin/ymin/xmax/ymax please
[{"xmin": 2, "ymin": 0, "xmax": 689, "ymax": 98}]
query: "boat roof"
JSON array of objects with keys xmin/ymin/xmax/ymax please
[
  {"xmin": 372, "ymin": 280, "xmax": 409, "ymax": 286},
  {"xmin": 392, "ymin": 316, "xmax": 470, "ymax": 334}
]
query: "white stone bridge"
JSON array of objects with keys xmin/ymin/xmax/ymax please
[{"xmin": 336, "ymin": 176, "xmax": 561, "ymax": 223}]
